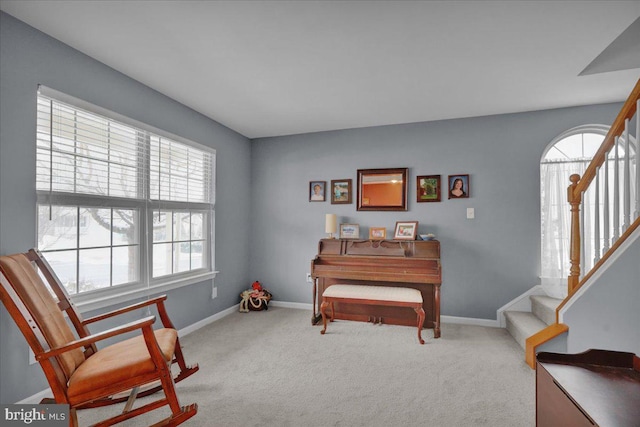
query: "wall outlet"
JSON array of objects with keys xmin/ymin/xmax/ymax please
[{"xmin": 306, "ymin": 273, "xmax": 312, "ymax": 283}]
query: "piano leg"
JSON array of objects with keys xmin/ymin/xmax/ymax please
[
  {"xmin": 319, "ymin": 300, "xmax": 334, "ymax": 335},
  {"xmin": 311, "ymin": 277, "xmax": 323, "ymax": 325},
  {"xmin": 414, "ymin": 306, "xmax": 426, "ymax": 345},
  {"xmin": 434, "ymin": 284, "xmax": 441, "ymax": 338}
]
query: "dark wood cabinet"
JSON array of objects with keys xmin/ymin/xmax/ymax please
[{"xmin": 536, "ymin": 349, "xmax": 640, "ymax": 427}]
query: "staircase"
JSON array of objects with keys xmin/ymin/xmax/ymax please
[
  {"xmin": 504, "ymin": 295, "xmax": 562, "ymax": 350},
  {"xmin": 518, "ymin": 78, "xmax": 640, "ymax": 368}
]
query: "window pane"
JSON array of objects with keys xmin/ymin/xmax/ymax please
[
  {"xmin": 38, "ymin": 205, "xmax": 78, "ymax": 250},
  {"xmin": 153, "ymin": 243, "xmax": 172, "ymax": 277},
  {"xmin": 175, "ymin": 242, "xmax": 190, "ymax": 273},
  {"xmin": 113, "ymin": 209, "xmax": 138, "ymax": 245},
  {"xmin": 113, "ymin": 246, "xmax": 138, "ymax": 285},
  {"xmin": 80, "ymin": 208, "xmax": 111, "ymax": 248},
  {"xmin": 173, "ymin": 212, "xmax": 190, "ymax": 241},
  {"xmin": 79, "ymin": 248, "xmax": 110, "ymax": 292},
  {"xmin": 191, "ymin": 213, "xmax": 204, "ymax": 239},
  {"xmin": 153, "ymin": 212, "xmax": 172, "ymax": 242},
  {"xmin": 42, "ymin": 250, "xmax": 77, "ymax": 295},
  {"xmin": 583, "ymin": 133, "xmax": 603, "ymax": 158},
  {"xmin": 191, "ymin": 240, "xmax": 204, "ymax": 269}
]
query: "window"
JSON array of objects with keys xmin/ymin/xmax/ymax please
[
  {"xmin": 540, "ymin": 124, "xmax": 637, "ymax": 298},
  {"xmin": 36, "ymin": 87, "xmax": 215, "ymax": 304}
]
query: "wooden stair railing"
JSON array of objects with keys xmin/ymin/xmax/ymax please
[{"xmin": 526, "ymin": 78, "xmax": 640, "ymax": 369}]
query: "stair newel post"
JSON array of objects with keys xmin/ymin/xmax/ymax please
[{"xmin": 568, "ymin": 174, "xmax": 582, "ymax": 294}]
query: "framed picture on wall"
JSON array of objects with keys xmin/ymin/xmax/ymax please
[
  {"xmin": 340, "ymin": 223, "xmax": 360, "ymax": 239},
  {"xmin": 417, "ymin": 175, "xmax": 441, "ymax": 202},
  {"xmin": 393, "ymin": 221, "xmax": 418, "ymax": 240},
  {"xmin": 369, "ymin": 227, "xmax": 387, "ymax": 240},
  {"xmin": 309, "ymin": 181, "xmax": 326, "ymax": 202},
  {"xmin": 448, "ymin": 174, "xmax": 469, "ymax": 199},
  {"xmin": 331, "ymin": 179, "xmax": 352, "ymax": 204}
]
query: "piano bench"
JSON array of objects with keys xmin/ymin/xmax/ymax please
[{"xmin": 320, "ymin": 284, "xmax": 426, "ymax": 344}]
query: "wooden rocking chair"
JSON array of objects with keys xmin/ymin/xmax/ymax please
[{"xmin": 0, "ymin": 249, "xmax": 199, "ymax": 426}]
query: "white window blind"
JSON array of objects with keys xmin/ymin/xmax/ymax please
[
  {"xmin": 36, "ymin": 96, "xmax": 148, "ymax": 200},
  {"xmin": 150, "ymin": 136, "xmax": 213, "ymax": 203},
  {"xmin": 35, "ymin": 86, "xmax": 216, "ymax": 301}
]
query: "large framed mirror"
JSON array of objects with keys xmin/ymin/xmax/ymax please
[{"xmin": 357, "ymin": 167, "xmax": 408, "ymax": 211}]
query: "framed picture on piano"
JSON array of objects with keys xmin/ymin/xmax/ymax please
[
  {"xmin": 393, "ymin": 221, "xmax": 418, "ymax": 240},
  {"xmin": 339, "ymin": 223, "xmax": 360, "ymax": 239}
]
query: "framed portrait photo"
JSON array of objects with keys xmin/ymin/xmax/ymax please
[
  {"xmin": 331, "ymin": 179, "xmax": 352, "ymax": 204},
  {"xmin": 340, "ymin": 223, "xmax": 360, "ymax": 239},
  {"xmin": 417, "ymin": 175, "xmax": 441, "ymax": 203},
  {"xmin": 369, "ymin": 227, "xmax": 387, "ymax": 240},
  {"xmin": 309, "ymin": 181, "xmax": 326, "ymax": 202},
  {"xmin": 393, "ymin": 221, "xmax": 418, "ymax": 240},
  {"xmin": 448, "ymin": 174, "xmax": 469, "ymax": 199}
]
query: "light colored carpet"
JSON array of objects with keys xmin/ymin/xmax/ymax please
[{"xmin": 78, "ymin": 307, "xmax": 535, "ymax": 426}]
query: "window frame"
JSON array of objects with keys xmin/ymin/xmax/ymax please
[{"xmin": 35, "ymin": 86, "xmax": 216, "ymax": 312}]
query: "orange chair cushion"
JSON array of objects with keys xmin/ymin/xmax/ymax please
[
  {"xmin": 67, "ymin": 328, "xmax": 178, "ymax": 405},
  {"xmin": 0, "ymin": 254, "xmax": 85, "ymax": 379}
]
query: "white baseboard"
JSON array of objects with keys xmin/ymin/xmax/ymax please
[
  {"xmin": 16, "ymin": 388, "xmax": 52, "ymax": 404},
  {"xmin": 441, "ymin": 315, "xmax": 499, "ymax": 328},
  {"xmin": 269, "ymin": 300, "xmax": 313, "ymax": 310},
  {"xmin": 178, "ymin": 304, "xmax": 237, "ymax": 336}
]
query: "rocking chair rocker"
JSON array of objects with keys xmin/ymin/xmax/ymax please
[{"xmin": 0, "ymin": 249, "xmax": 199, "ymax": 426}]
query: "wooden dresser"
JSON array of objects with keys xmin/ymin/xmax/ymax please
[
  {"xmin": 310, "ymin": 239, "xmax": 442, "ymax": 337},
  {"xmin": 536, "ymin": 349, "xmax": 640, "ymax": 427}
]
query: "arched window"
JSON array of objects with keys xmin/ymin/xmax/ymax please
[
  {"xmin": 541, "ymin": 124, "xmax": 637, "ymax": 298},
  {"xmin": 540, "ymin": 125, "xmax": 607, "ymax": 298}
]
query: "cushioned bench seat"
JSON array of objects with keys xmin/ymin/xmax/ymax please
[{"xmin": 320, "ymin": 284, "xmax": 426, "ymax": 344}]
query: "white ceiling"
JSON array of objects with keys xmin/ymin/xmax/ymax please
[{"xmin": 1, "ymin": 1, "xmax": 639, "ymax": 139}]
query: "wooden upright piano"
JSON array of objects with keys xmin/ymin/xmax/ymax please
[{"xmin": 310, "ymin": 239, "xmax": 442, "ymax": 337}]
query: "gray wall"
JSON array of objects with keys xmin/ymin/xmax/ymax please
[
  {"xmin": 563, "ymin": 232, "xmax": 640, "ymax": 355},
  {"xmin": 0, "ymin": 12, "xmax": 252, "ymax": 403},
  {"xmin": 249, "ymin": 104, "xmax": 624, "ymax": 320}
]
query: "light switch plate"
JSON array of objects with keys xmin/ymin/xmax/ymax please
[{"xmin": 467, "ymin": 208, "xmax": 475, "ymax": 219}]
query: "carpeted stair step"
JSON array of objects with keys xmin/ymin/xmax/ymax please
[
  {"xmin": 530, "ymin": 295, "xmax": 563, "ymax": 326},
  {"xmin": 504, "ymin": 310, "xmax": 547, "ymax": 350}
]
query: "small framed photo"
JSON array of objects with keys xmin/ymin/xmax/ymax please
[
  {"xmin": 417, "ymin": 175, "xmax": 441, "ymax": 203},
  {"xmin": 340, "ymin": 223, "xmax": 360, "ymax": 239},
  {"xmin": 369, "ymin": 227, "xmax": 387, "ymax": 240},
  {"xmin": 448, "ymin": 174, "xmax": 469, "ymax": 199},
  {"xmin": 309, "ymin": 181, "xmax": 326, "ymax": 202},
  {"xmin": 331, "ymin": 179, "xmax": 352, "ymax": 204},
  {"xmin": 393, "ymin": 221, "xmax": 418, "ymax": 240}
]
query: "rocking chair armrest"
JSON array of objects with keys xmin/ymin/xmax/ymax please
[
  {"xmin": 82, "ymin": 295, "xmax": 168, "ymax": 325},
  {"xmin": 37, "ymin": 315, "xmax": 157, "ymax": 361}
]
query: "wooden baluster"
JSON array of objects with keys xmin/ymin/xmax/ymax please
[
  {"xmin": 603, "ymin": 152, "xmax": 610, "ymax": 254},
  {"xmin": 623, "ymin": 119, "xmax": 631, "ymax": 232},
  {"xmin": 613, "ymin": 136, "xmax": 620, "ymax": 242},
  {"xmin": 568, "ymin": 174, "xmax": 582, "ymax": 293}
]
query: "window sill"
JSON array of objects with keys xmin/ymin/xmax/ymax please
[{"xmin": 73, "ymin": 271, "xmax": 217, "ymax": 313}]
